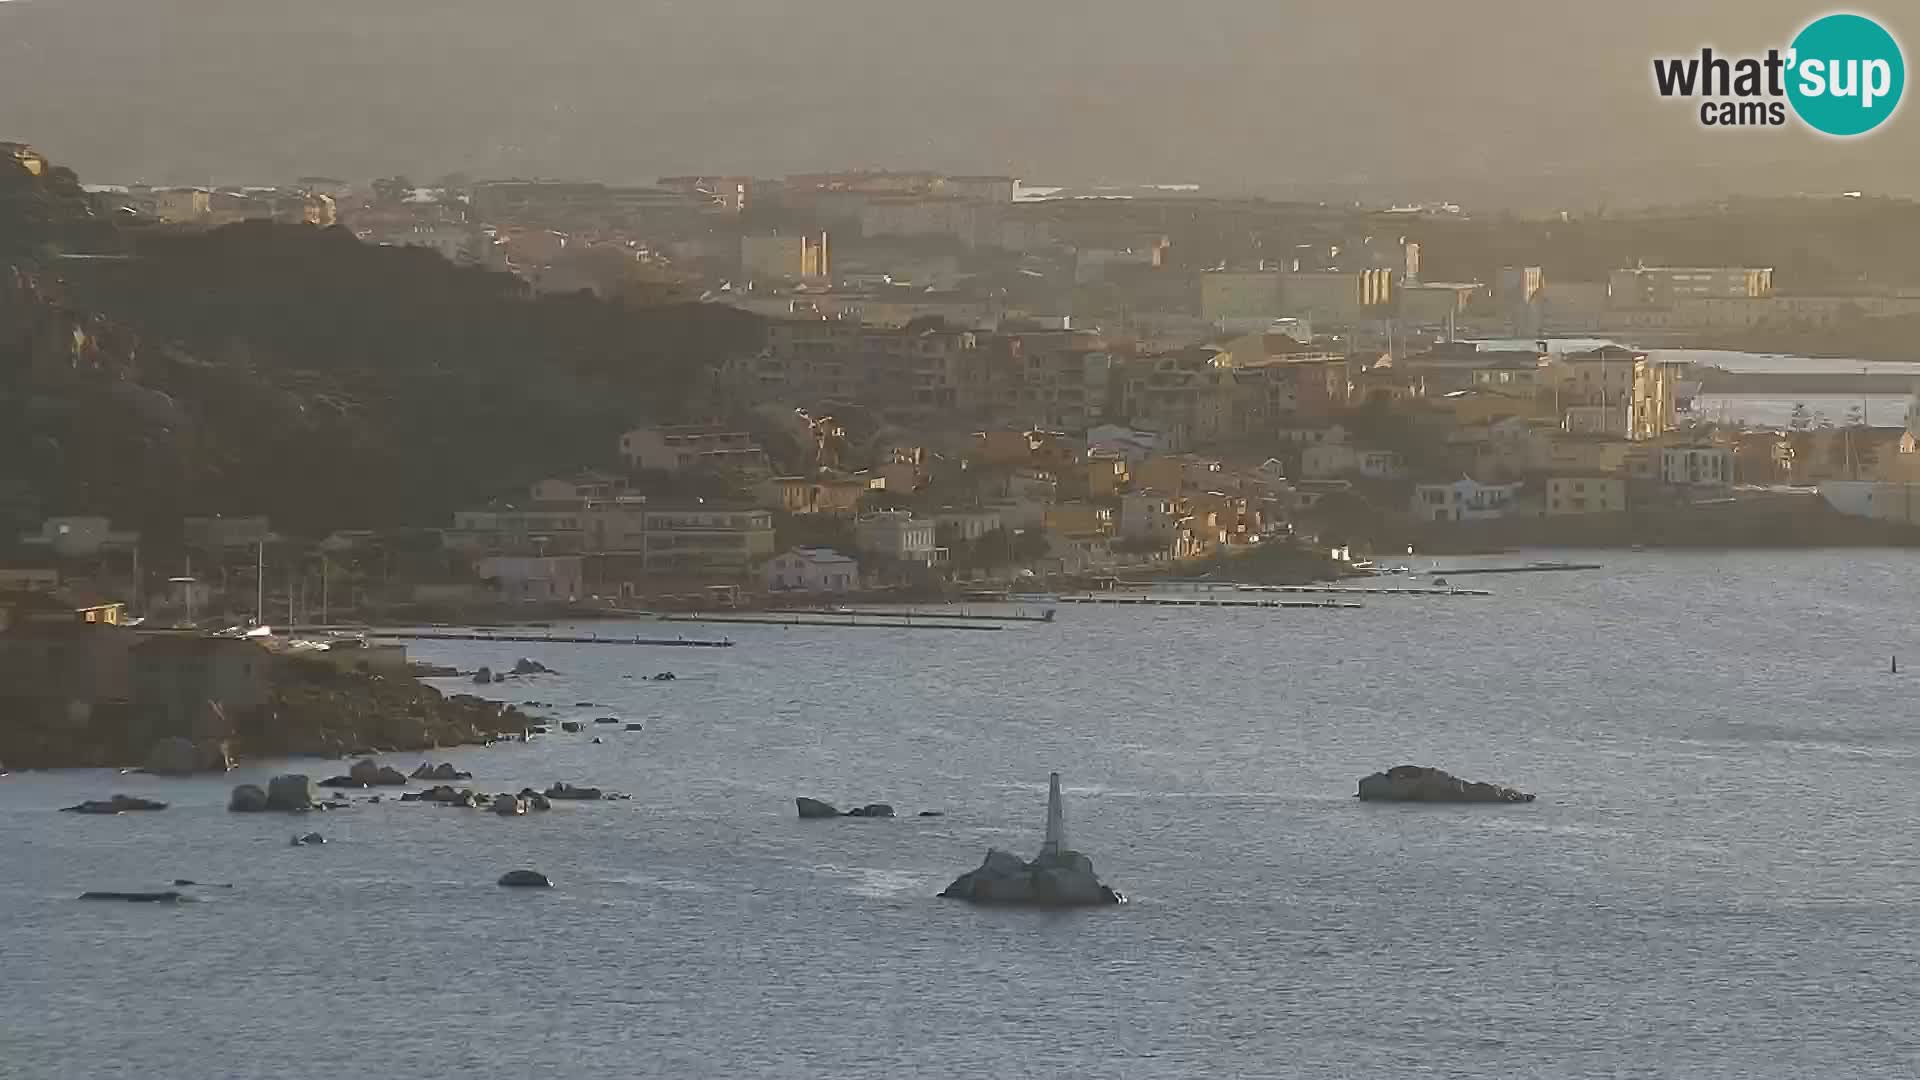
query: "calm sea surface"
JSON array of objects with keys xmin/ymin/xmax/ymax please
[{"xmin": 7, "ymin": 551, "xmax": 1920, "ymax": 1079}]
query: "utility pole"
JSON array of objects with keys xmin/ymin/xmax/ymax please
[
  {"xmin": 321, "ymin": 556, "xmax": 329, "ymax": 626},
  {"xmin": 255, "ymin": 540, "xmax": 265, "ymax": 628}
]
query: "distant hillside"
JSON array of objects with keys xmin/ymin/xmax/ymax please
[{"xmin": 0, "ymin": 154, "xmax": 762, "ymax": 543}]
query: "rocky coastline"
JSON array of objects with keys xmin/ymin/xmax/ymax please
[{"xmin": 0, "ymin": 657, "xmax": 536, "ymax": 771}]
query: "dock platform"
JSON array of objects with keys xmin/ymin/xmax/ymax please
[
  {"xmin": 1424, "ymin": 562, "xmax": 1601, "ymax": 576},
  {"xmin": 1060, "ymin": 595, "xmax": 1362, "ymax": 610},
  {"xmin": 660, "ymin": 614, "xmax": 1005, "ymax": 631},
  {"xmin": 1234, "ymin": 584, "xmax": 1490, "ymax": 597},
  {"xmin": 370, "ymin": 630, "xmax": 734, "ymax": 647}
]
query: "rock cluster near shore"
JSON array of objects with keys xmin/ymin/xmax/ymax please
[
  {"xmin": 1356, "ymin": 765, "xmax": 1535, "ymax": 803},
  {"xmin": 256, "ymin": 664, "xmax": 537, "ymax": 760},
  {"xmin": 0, "ymin": 656, "xmax": 540, "ymax": 771}
]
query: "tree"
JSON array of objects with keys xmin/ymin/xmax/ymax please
[
  {"xmin": 14, "ymin": 219, "xmax": 765, "ymax": 534},
  {"xmin": 1789, "ymin": 402, "xmax": 1814, "ymax": 431}
]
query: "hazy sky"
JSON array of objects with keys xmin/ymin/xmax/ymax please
[{"xmin": 1, "ymin": 0, "xmax": 1911, "ymax": 206}]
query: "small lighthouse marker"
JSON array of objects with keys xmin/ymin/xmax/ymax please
[{"xmin": 1040, "ymin": 771, "xmax": 1067, "ymax": 857}]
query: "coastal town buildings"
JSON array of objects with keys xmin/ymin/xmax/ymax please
[
  {"xmin": 1660, "ymin": 446, "xmax": 1734, "ymax": 491},
  {"xmin": 764, "ymin": 547, "xmax": 861, "ymax": 593},
  {"xmin": 1410, "ymin": 478, "xmax": 1520, "ymax": 521},
  {"xmin": 853, "ymin": 511, "xmax": 942, "ymax": 566},
  {"xmin": 620, "ymin": 425, "xmax": 766, "ymax": 474},
  {"xmin": 477, "ymin": 555, "xmax": 584, "ymax": 602},
  {"xmin": 1545, "ymin": 475, "xmax": 1627, "ymax": 515}
]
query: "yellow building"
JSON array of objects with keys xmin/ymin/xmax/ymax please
[
  {"xmin": 1545, "ymin": 475, "xmax": 1627, "ymax": 515},
  {"xmin": 3, "ymin": 142, "xmax": 47, "ymax": 176},
  {"xmin": 1199, "ymin": 272, "xmax": 1283, "ymax": 322},
  {"xmin": 1185, "ymin": 491, "xmax": 1260, "ymax": 545},
  {"xmin": 1045, "ymin": 502, "xmax": 1114, "ymax": 536},
  {"xmin": 1084, "ymin": 455, "xmax": 1130, "ymax": 498},
  {"xmin": 1544, "ymin": 346, "xmax": 1674, "ymax": 440}
]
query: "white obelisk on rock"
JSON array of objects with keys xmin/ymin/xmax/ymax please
[{"xmin": 1040, "ymin": 771, "xmax": 1067, "ymax": 858}]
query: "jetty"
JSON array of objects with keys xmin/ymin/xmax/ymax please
[
  {"xmin": 1234, "ymin": 583, "xmax": 1490, "ymax": 597},
  {"xmin": 368, "ymin": 630, "xmax": 734, "ymax": 647},
  {"xmin": 659, "ymin": 613, "xmax": 1005, "ymax": 631},
  {"xmin": 1423, "ymin": 562, "xmax": 1601, "ymax": 576},
  {"xmin": 1060, "ymin": 594, "xmax": 1361, "ymax": 609},
  {"xmin": 802, "ymin": 607, "xmax": 1055, "ymax": 623}
]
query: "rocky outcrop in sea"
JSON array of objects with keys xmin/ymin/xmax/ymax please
[
  {"xmin": 1356, "ymin": 765, "xmax": 1535, "ymax": 803},
  {"xmin": 939, "ymin": 773, "xmax": 1123, "ymax": 908}
]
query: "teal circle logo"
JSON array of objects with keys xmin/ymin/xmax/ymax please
[{"xmin": 1788, "ymin": 13, "xmax": 1905, "ymax": 136}]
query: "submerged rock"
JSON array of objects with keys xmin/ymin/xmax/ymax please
[
  {"xmin": 411, "ymin": 762, "xmax": 472, "ymax": 781},
  {"xmin": 795, "ymin": 797, "xmax": 840, "ymax": 819},
  {"xmin": 498, "ymin": 870, "xmax": 551, "ymax": 888},
  {"xmin": 290, "ymin": 832, "xmax": 326, "ymax": 846},
  {"xmin": 491, "ymin": 794, "xmax": 527, "ymax": 816},
  {"xmin": 80, "ymin": 890, "xmax": 186, "ymax": 903},
  {"xmin": 407, "ymin": 785, "xmax": 483, "ymax": 807},
  {"xmin": 560, "ymin": 721, "xmax": 583, "ymax": 733},
  {"xmin": 1355, "ymin": 765, "xmax": 1535, "ymax": 804},
  {"xmin": 228, "ymin": 784, "xmax": 269, "ymax": 812},
  {"xmin": 510, "ymin": 658, "xmax": 552, "ymax": 675},
  {"xmin": 846, "ymin": 803, "xmax": 895, "ymax": 818},
  {"xmin": 63, "ymin": 794, "xmax": 168, "ymax": 815},
  {"xmin": 472, "ymin": 666, "xmax": 494, "ymax": 684},
  {"xmin": 544, "ymin": 782, "xmax": 604, "ymax": 801},
  {"xmin": 938, "ymin": 773, "xmax": 1122, "ymax": 908}
]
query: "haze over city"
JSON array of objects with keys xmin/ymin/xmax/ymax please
[
  {"xmin": 2, "ymin": 0, "xmax": 1912, "ymax": 206},
  {"xmin": 9, "ymin": 5, "xmax": 1920, "ymax": 1078}
]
